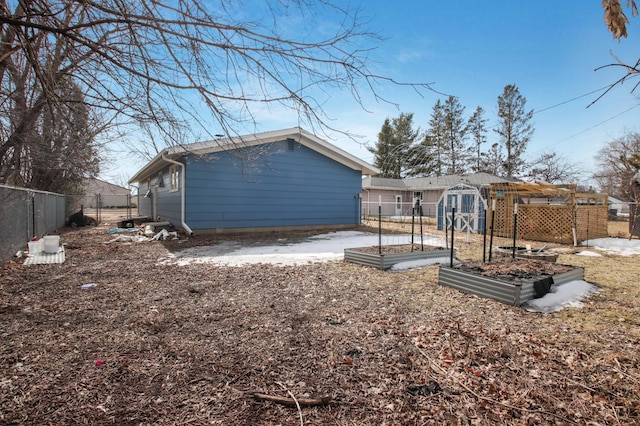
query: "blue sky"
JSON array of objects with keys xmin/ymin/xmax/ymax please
[
  {"xmin": 326, "ymin": 1, "xmax": 640, "ymax": 184},
  {"xmin": 104, "ymin": 1, "xmax": 640, "ymax": 188}
]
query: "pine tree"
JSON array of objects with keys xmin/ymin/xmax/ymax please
[
  {"xmin": 468, "ymin": 106, "xmax": 488, "ymax": 173},
  {"xmin": 368, "ymin": 113, "xmax": 420, "ymax": 178},
  {"xmin": 427, "ymin": 100, "xmax": 446, "ymax": 175},
  {"xmin": 15, "ymin": 79, "xmax": 100, "ymax": 194},
  {"xmin": 405, "ymin": 134, "xmax": 437, "ymax": 177},
  {"xmin": 494, "ymin": 84, "xmax": 534, "ymax": 178},
  {"xmin": 442, "ymin": 96, "xmax": 469, "ymax": 174},
  {"xmin": 482, "ymin": 143, "xmax": 504, "ymax": 176}
]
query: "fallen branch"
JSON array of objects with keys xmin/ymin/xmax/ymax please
[
  {"xmin": 276, "ymin": 381, "xmax": 304, "ymax": 426},
  {"xmin": 251, "ymin": 392, "xmax": 331, "ymax": 407}
]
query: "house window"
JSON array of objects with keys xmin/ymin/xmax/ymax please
[
  {"xmin": 169, "ymin": 165, "xmax": 179, "ymax": 192},
  {"xmin": 286, "ymin": 138, "xmax": 295, "ymax": 151},
  {"xmin": 157, "ymin": 171, "xmax": 164, "ymax": 187}
]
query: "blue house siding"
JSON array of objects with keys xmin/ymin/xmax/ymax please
[
  {"xmin": 185, "ymin": 141, "xmax": 362, "ymax": 230},
  {"xmin": 137, "ymin": 180, "xmax": 152, "ymax": 218},
  {"xmin": 156, "ymin": 174, "xmax": 182, "ymax": 224},
  {"xmin": 136, "ymin": 167, "xmax": 182, "ymax": 225}
]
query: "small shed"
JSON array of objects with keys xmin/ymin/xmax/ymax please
[
  {"xmin": 436, "ymin": 184, "xmax": 487, "ymax": 233},
  {"xmin": 488, "ymin": 181, "xmax": 608, "ymax": 244}
]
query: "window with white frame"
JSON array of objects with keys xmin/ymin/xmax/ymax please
[{"xmin": 169, "ymin": 165, "xmax": 179, "ymax": 192}]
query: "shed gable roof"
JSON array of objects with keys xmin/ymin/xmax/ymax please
[{"xmin": 128, "ymin": 127, "xmax": 379, "ymax": 184}]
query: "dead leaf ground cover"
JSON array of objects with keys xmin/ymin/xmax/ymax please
[{"xmin": 0, "ymin": 222, "xmax": 639, "ymax": 425}]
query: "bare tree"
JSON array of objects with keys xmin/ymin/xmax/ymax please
[
  {"xmin": 592, "ymin": 131, "xmax": 640, "ymax": 199},
  {"xmin": 525, "ymin": 151, "xmax": 581, "ymax": 184},
  {"xmin": 593, "ymin": 0, "xmax": 640, "ymax": 103},
  {"xmin": 0, "ymin": 1, "xmax": 435, "ymax": 190}
]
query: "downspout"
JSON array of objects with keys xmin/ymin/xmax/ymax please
[{"xmin": 161, "ymin": 152, "xmax": 193, "ymax": 236}]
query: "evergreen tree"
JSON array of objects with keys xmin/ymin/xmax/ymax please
[
  {"xmin": 468, "ymin": 106, "xmax": 488, "ymax": 173},
  {"xmin": 6, "ymin": 78, "xmax": 100, "ymax": 193},
  {"xmin": 442, "ymin": 96, "xmax": 469, "ymax": 174},
  {"xmin": 427, "ymin": 99, "xmax": 446, "ymax": 175},
  {"xmin": 368, "ymin": 113, "xmax": 419, "ymax": 178},
  {"xmin": 482, "ymin": 142, "xmax": 504, "ymax": 175},
  {"xmin": 494, "ymin": 84, "xmax": 534, "ymax": 178},
  {"xmin": 405, "ymin": 134, "xmax": 437, "ymax": 177}
]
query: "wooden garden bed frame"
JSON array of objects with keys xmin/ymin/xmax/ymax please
[{"xmin": 488, "ymin": 182, "xmax": 608, "ymax": 244}]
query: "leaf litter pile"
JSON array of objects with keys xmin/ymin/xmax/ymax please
[
  {"xmin": 454, "ymin": 258, "xmax": 575, "ymax": 282},
  {"xmin": 1, "ymin": 226, "xmax": 639, "ymax": 425}
]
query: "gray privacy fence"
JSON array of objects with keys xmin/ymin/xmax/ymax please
[{"xmin": 0, "ymin": 184, "xmax": 67, "ymax": 261}]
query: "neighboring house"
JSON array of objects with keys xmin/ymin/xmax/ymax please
[
  {"xmin": 79, "ymin": 178, "xmax": 132, "ymax": 208},
  {"xmin": 362, "ymin": 172, "xmax": 513, "ymax": 234},
  {"xmin": 362, "ymin": 172, "xmax": 513, "ymax": 219},
  {"xmin": 607, "ymin": 195, "xmax": 629, "ymax": 217},
  {"xmin": 127, "ymin": 127, "xmax": 379, "ymax": 234}
]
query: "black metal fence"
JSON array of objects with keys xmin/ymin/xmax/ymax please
[
  {"xmin": 362, "ymin": 200, "xmax": 438, "ymax": 218},
  {"xmin": 68, "ymin": 193, "xmax": 134, "ymax": 225},
  {"xmin": 0, "ymin": 184, "xmax": 67, "ymax": 261}
]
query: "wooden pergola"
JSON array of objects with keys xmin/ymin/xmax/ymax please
[{"xmin": 488, "ymin": 181, "xmax": 608, "ymax": 245}]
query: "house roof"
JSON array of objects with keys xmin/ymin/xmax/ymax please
[
  {"xmin": 362, "ymin": 172, "xmax": 512, "ymax": 191},
  {"xmin": 608, "ymin": 195, "xmax": 629, "ymax": 203},
  {"xmin": 128, "ymin": 127, "xmax": 379, "ymax": 184},
  {"xmin": 85, "ymin": 178, "xmax": 130, "ymax": 195}
]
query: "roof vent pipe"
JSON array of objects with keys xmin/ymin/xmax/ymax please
[{"xmin": 161, "ymin": 152, "xmax": 193, "ymax": 236}]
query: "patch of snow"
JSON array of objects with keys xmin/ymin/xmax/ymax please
[
  {"xmin": 581, "ymin": 238, "xmax": 640, "ymax": 256},
  {"xmin": 389, "ymin": 257, "xmax": 458, "ymax": 272},
  {"xmin": 164, "ymin": 231, "xmax": 446, "ymax": 267},
  {"xmin": 523, "ymin": 280, "xmax": 599, "ymax": 313}
]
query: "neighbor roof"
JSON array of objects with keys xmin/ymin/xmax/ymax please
[
  {"xmin": 362, "ymin": 172, "xmax": 512, "ymax": 191},
  {"xmin": 128, "ymin": 127, "xmax": 379, "ymax": 184}
]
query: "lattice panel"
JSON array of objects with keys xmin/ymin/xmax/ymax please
[
  {"xmin": 490, "ymin": 198, "xmax": 509, "ymax": 235},
  {"xmin": 575, "ymin": 206, "xmax": 608, "ymax": 241},
  {"xmin": 518, "ymin": 205, "xmax": 575, "ymax": 243},
  {"xmin": 489, "ymin": 203, "xmax": 609, "ymax": 244}
]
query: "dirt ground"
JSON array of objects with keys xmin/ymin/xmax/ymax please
[{"xmin": 0, "ymin": 222, "xmax": 639, "ymax": 425}]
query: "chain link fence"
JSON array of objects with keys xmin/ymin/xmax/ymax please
[{"xmin": 0, "ymin": 184, "xmax": 67, "ymax": 261}]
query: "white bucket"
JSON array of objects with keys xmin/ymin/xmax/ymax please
[
  {"xmin": 43, "ymin": 235, "xmax": 60, "ymax": 254},
  {"xmin": 28, "ymin": 239, "xmax": 43, "ymax": 255}
]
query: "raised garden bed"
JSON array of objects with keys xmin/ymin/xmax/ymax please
[
  {"xmin": 345, "ymin": 244, "xmax": 452, "ymax": 270},
  {"xmin": 438, "ymin": 258, "xmax": 584, "ymax": 306}
]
